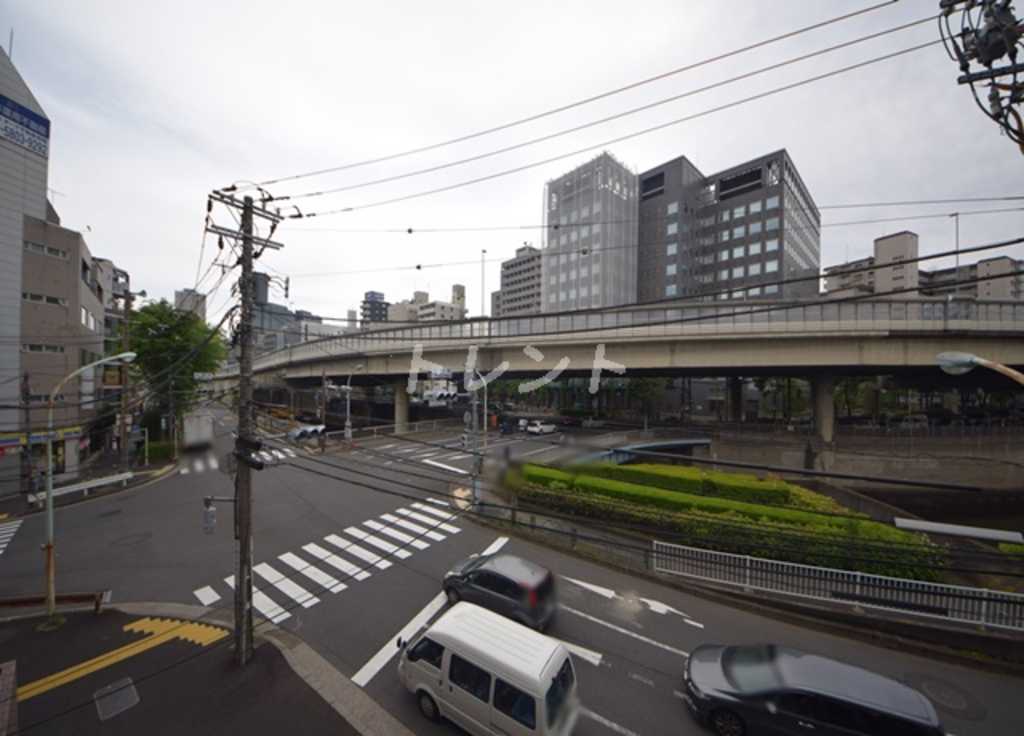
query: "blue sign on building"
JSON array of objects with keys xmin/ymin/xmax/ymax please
[{"xmin": 0, "ymin": 93, "xmax": 50, "ymax": 157}]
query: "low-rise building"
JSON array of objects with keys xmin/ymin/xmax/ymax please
[
  {"xmin": 417, "ymin": 285, "xmax": 467, "ymax": 321},
  {"xmin": 174, "ymin": 287, "xmax": 207, "ymax": 322}
]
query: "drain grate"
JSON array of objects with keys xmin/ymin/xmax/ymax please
[{"xmin": 94, "ymin": 677, "xmax": 139, "ymax": 721}]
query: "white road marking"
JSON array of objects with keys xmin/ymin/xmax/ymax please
[
  {"xmin": 559, "ymin": 604, "xmax": 689, "ymax": 658},
  {"xmin": 422, "ymin": 458, "xmax": 469, "ymax": 474},
  {"xmin": 411, "ymin": 502, "xmax": 457, "ymax": 521},
  {"xmin": 481, "ymin": 536, "xmax": 510, "ymax": 556},
  {"xmin": 396, "ymin": 446, "xmax": 421, "ymax": 454},
  {"xmin": 378, "ymin": 443, "xmax": 398, "ymax": 450},
  {"xmin": 272, "ymin": 450, "xmax": 286, "ymax": 460},
  {"xmin": 284, "ymin": 448, "xmax": 296, "ymax": 458},
  {"xmin": 224, "ymin": 574, "xmax": 290, "ymax": 624},
  {"xmin": 684, "ymin": 619, "xmax": 705, "ymax": 629},
  {"xmin": 383, "ymin": 461, "xmax": 394, "ymax": 467},
  {"xmin": 440, "ymin": 452, "xmax": 465, "ymax": 460},
  {"xmin": 628, "ymin": 672, "xmax": 655, "ymax": 687},
  {"xmin": 193, "ymin": 458, "xmax": 205, "ymax": 473},
  {"xmin": 0, "ymin": 520, "xmax": 23, "ymax": 556},
  {"xmin": 179, "ymin": 466, "xmax": 190, "ymax": 475},
  {"xmin": 638, "ymin": 597, "xmax": 702, "ymax": 628},
  {"xmin": 363, "ymin": 519, "xmax": 431, "ymax": 550},
  {"xmin": 562, "ymin": 576, "xmax": 617, "ymax": 600},
  {"xmin": 208, "ymin": 455, "xmax": 219, "ymax": 471},
  {"xmin": 351, "ymin": 592, "xmax": 447, "ymax": 688},
  {"xmin": 278, "ymin": 551, "xmax": 347, "ymax": 593},
  {"xmin": 517, "ymin": 445, "xmax": 559, "ymax": 458},
  {"xmin": 255, "ymin": 562, "xmax": 320, "ymax": 608},
  {"xmin": 557, "ymin": 640, "xmax": 603, "ymax": 667},
  {"xmin": 305, "ymin": 541, "xmax": 376, "ymax": 578},
  {"xmin": 673, "ymin": 690, "xmax": 688, "ymax": 702},
  {"xmin": 322, "ymin": 535, "xmax": 393, "ymax": 569},
  {"xmin": 413, "ymin": 451, "xmax": 440, "ymax": 459},
  {"xmin": 380, "ymin": 514, "xmax": 446, "ymax": 541},
  {"xmin": 193, "ymin": 585, "xmax": 220, "ymax": 606},
  {"xmin": 343, "ymin": 526, "xmax": 413, "ymax": 559},
  {"xmin": 580, "ymin": 707, "xmax": 639, "ymax": 736},
  {"xmin": 394, "ymin": 508, "xmax": 461, "ymax": 533},
  {"xmin": 425, "ymin": 498, "xmax": 451, "ymax": 507}
]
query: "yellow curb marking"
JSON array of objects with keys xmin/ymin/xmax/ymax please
[{"xmin": 17, "ymin": 617, "xmax": 228, "ymax": 702}]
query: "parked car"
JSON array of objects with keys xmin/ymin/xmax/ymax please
[
  {"xmin": 526, "ymin": 420, "xmax": 557, "ymax": 435},
  {"xmin": 288, "ymin": 423, "xmax": 326, "ymax": 441},
  {"xmin": 398, "ymin": 602, "xmax": 579, "ymax": 735},
  {"xmin": 443, "ymin": 553, "xmax": 556, "ymax": 631},
  {"xmin": 517, "ymin": 418, "xmax": 529, "ymax": 432},
  {"xmin": 681, "ymin": 643, "xmax": 944, "ymax": 736}
]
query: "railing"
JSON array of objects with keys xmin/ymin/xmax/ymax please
[
  {"xmin": 27, "ymin": 472, "xmax": 134, "ymax": 507},
  {"xmin": 652, "ymin": 539, "xmax": 1024, "ymax": 631},
  {"xmin": 325, "ymin": 418, "xmax": 462, "ymax": 440},
  {"xmin": 212, "ymin": 298, "xmax": 1024, "ymax": 377}
]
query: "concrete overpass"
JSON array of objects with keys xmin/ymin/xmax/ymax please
[{"xmin": 211, "ymin": 298, "xmax": 1024, "ymax": 443}]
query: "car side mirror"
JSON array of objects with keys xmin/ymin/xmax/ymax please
[
  {"xmin": 766, "ymin": 701, "xmax": 778, "ymax": 716},
  {"xmin": 396, "ymin": 636, "xmax": 406, "ymax": 651}
]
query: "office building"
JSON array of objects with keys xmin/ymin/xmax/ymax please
[
  {"xmin": 417, "ymin": 285, "xmax": 468, "ymax": 321},
  {"xmin": 174, "ymin": 287, "xmax": 207, "ymax": 322},
  {"xmin": 361, "ymin": 290, "xmax": 389, "ymax": 324},
  {"xmin": 388, "ymin": 291, "xmax": 428, "ymax": 323},
  {"xmin": 541, "ymin": 152, "xmax": 638, "ymax": 311},
  {"xmin": 493, "ymin": 245, "xmax": 542, "ymax": 317},
  {"xmin": 920, "ymin": 256, "xmax": 1023, "ymax": 300},
  {"xmin": 638, "ymin": 149, "xmax": 821, "ymax": 302}
]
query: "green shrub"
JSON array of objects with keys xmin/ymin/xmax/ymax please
[
  {"xmin": 579, "ymin": 463, "xmax": 791, "ymax": 505},
  {"xmin": 146, "ymin": 440, "xmax": 176, "ymax": 463},
  {"xmin": 999, "ymin": 542, "xmax": 1024, "ymax": 556}
]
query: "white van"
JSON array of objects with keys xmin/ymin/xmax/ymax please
[{"xmin": 398, "ymin": 602, "xmax": 580, "ymax": 735}]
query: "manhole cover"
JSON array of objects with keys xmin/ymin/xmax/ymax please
[
  {"xmin": 903, "ymin": 672, "xmax": 987, "ymax": 721},
  {"xmin": 94, "ymin": 677, "xmax": 139, "ymax": 721}
]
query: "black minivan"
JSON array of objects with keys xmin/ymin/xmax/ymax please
[
  {"xmin": 682, "ymin": 644, "xmax": 944, "ymax": 736},
  {"xmin": 442, "ymin": 553, "xmax": 556, "ymax": 631}
]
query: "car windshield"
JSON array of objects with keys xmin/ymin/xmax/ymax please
[
  {"xmin": 545, "ymin": 658, "xmax": 575, "ymax": 727},
  {"xmin": 721, "ymin": 645, "xmax": 784, "ymax": 693}
]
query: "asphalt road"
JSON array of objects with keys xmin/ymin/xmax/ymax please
[{"xmin": 2, "ymin": 414, "xmax": 1020, "ymax": 735}]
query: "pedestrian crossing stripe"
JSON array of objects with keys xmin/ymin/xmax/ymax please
[{"xmin": 0, "ymin": 519, "xmax": 23, "ymax": 557}]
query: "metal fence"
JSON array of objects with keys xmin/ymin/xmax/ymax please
[
  {"xmin": 652, "ymin": 540, "xmax": 1024, "ymax": 631},
  {"xmin": 326, "ymin": 417, "xmax": 462, "ymax": 440}
]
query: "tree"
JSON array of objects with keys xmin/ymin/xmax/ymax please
[{"xmin": 127, "ymin": 300, "xmax": 226, "ymax": 421}]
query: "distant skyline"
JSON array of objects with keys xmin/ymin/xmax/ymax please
[{"xmin": 5, "ymin": 0, "xmax": 1022, "ymax": 321}]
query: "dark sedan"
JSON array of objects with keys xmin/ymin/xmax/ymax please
[
  {"xmin": 442, "ymin": 553, "xmax": 556, "ymax": 631},
  {"xmin": 682, "ymin": 644, "xmax": 944, "ymax": 736}
]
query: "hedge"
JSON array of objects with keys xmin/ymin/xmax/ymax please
[
  {"xmin": 146, "ymin": 440, "xmax": 176, "ymax": 463},
  {"xmin": 512, "ymin": 479, "xmax": 944, "ymax": 580},
  {"xmin": 999, "ymin": 542, "xmax": 1024, "ymax": 556}
]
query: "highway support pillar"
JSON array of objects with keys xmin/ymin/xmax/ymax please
[
  {"xmin": 394, "ymin": 382, "xmax": 409, "ymax": 435},
  {"xmin": 812, "ymin": 375, "xmax": 836, "ymax": 445},
  {"xmin": 727, "ymin": 377, "xmax": 743, "ymax": 423}
]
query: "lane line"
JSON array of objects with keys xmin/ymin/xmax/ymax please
[
  {"xmin": 305, "ymin": 541, "xmax": 377, "ymax": 577},
  {"xmin": 363, "ymin": 519, "xmax": 431, "ymax": 549},
  {"xmin": 322, "ymin": 535, "xmax": 394, "ymax": 569},
  {"xmin": 193, "ymin": 458, "xmax": 205, "ymax": 473},
  {"xmin": 628, "ymin": 672, "xmax": 655, "ymax": 687},
  {"xmin": 395, "ymin": 508, "xmax": 461, "ymax": 533},
  {"xmin": 410, "ymin": 502, "xmax": 457, "ymax": 521},
  {"xmin": 193, "ymin": 585, "xmax": 220, "ymax": 606},
  {"xmin": 425, "ymin": 498, "xmax": 452, "ymax": 508},
  {"xmin": 380, "ymin": 513, "xmax": 446, "ymax": 541},
  {"xmin": 557, "ymin": 640, "xmax": 603, "ymax": 667},
  {"xmin": 559, "ymin": 604, "xmax": 689, "ymax": 658},
  {"xmin": 580, "ymin": 707, "xmax": 639, "ymax": 736},
  {"xmin": 343, "ymin": 527, "xmax": 413, "ymax": 559},
  {"xmin": 351, "ymin": 592, "xmax": 447, "ymax": 688},
  {"xmin": 517, "ymin": 445, "xmax": 560, "ymax": 458},
  {"xmin": 378, "ymin": 443, "xmax": 398, "ymax": 450},
  {"xmin": 254, "ymin": 562, "xmax": 320, "ymax": 608},
  {"xmin": 481, "ymin": 536, "xmax": 509, "ymax": 556},
  {"xmin": 208, "ymin": 456, "xmax": 220, "ymax": 471},
  {"xmin": 279, "ymin": 551, "xmax": 348, "ymax": 593},
  {"xmin": 422, "ymin": 458, "xmax": 469, "ymax": 475},
  {"xmin": 179, "ymin": 466, "xmax": 190, "ymax": 475},
  {"xmin": 224, "ymin": 575, "xmax": 290, "ymax": 624},
  {"xmin": 562, "ymin": 576, "xmax": 617, "ymax": 600}
]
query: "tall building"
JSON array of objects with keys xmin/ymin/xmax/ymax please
[
  {"xmin": 493, "ymin": 245, "xmax": 542, "ymax": 317},
  {"xmin": 174, "ymin": 287, "xmax": 207, "ymax": 322},
  {"xmin": 361, "ymin": 290, "xmax": 389, "ymax": 324},
  {"xmin": 417, "ymin": 285, "xmax": 468, "ymax": 321},
  {"xmin": 638, "ymin": 149, "xmax": 820, "ymax": 302},
  {"xmin": 542, "ymin": 152, "xmax": 638, "ymax": 311}
]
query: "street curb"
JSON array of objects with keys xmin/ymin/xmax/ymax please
[
  {"xmin": 6, "ymin": 464, "xmax": 178, "ymax": 520},
  {"xmin": 112, "ymin": 602, "xmax": 416, "ymax": 736}
]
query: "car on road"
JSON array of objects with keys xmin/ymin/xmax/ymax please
[
  {"xmin": 443, "ymin": 553, "xmax": 557, "ymax": 631},
  {"xmin": 398, "ymin": 602, "xmax": 579, "ymax": 736},
  {"xmin": 288, "ymin": 423, "xmax": 326, "ymax": 441},
  {"xmin": 681, "ymin": 643, "xmax": 944, "ymax": 736},
  {"xmin": 526, "ymin": 420, "xmax": 557, "ymax": 435}
]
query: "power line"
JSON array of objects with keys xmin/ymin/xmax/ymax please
[
  {"xmin": 235, "ymin": 1, "xmax": 898, "ymax": 192},
  {"xmin": 291, "ymin": 39, "xmax": 942, "ymax": 219},
  {"xmin": 274, "ymin": 15, "xmax": 935, "ymax": 204}
]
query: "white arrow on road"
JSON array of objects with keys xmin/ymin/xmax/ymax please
[{"xmin": 561, "ymin": 576, "xmax": 704, "ymax": 628}]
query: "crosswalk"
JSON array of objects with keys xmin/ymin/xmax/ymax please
[
  {"xmin": 0, "ymin": 519, "xmax": 23, "ymax": 557},
  {"xmin": 191, "ymin": 500, "xmax": 462, "ymax": 624},
  {"xmin": 179, "ymin": 447, "xmax": 296, "ymax": 475}
]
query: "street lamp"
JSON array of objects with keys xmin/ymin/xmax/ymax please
[
  {"xmin": 343, "ymin": 364, "xmax": 364, "ymax": 440},
  {"xmin": 45, "ymin": 351, "xmax": 136, "ymax": 619},
  {"xmin": 936, "ymin": 352, "xmax": 1024, "ymax": 386}
]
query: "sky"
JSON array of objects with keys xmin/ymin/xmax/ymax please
[{"xmin": 4, "ymin": 0, "xmax": 1022, "ymax": 323}]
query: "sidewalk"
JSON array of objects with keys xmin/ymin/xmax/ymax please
[{"xmin": 2, "ymin": 604, "xmax": 413, "ymax": 736}]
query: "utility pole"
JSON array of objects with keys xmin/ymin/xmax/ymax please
[
  {"xmin": 207, "ymin": 190, "xmax": 283, "ymax": 667},
  {"xmin": 120, "ymin": 291, "xmax": 133, "ymax": 469},
  {"xmin": 319, "ymin": 367, "xmax": 327, "ymax": 454},
  {"xmin": 169, "ymin": 375, "xmax": 177, "ymax": 461},
  {"xmin": 20, "ymin": 372, "xmax": 31, "ymax": 496}
]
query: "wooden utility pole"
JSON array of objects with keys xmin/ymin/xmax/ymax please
[
  {"xmin": 120, "ymin": 292, "xmax": 133, "ymax": 469},
  {"xmin": 319, "ymin": 368, "xmax": 327, "ymax": 454}
]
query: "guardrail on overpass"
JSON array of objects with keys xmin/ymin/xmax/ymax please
[
  {"xmin": 218, "ymin": 298, "xmax": 1024, "ymax": 377},
  {"xmin": 652, "ymin": 539, "xmax": 1024, "ymax": 631}
]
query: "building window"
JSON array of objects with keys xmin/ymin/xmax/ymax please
[
  {"xmin": 667, "ymin": 201, "xmax": 679, "ymax": 216},
  {"xmin": 549, "ymin": 275, "xmax": 556, "ymax": 285},
  {"xmin": 719, "ymin": 249, "xmax": 730, "ymax": 262},
  {"xmin": 666, "ymin": 284, "xmax": 678, "ymax": 297},
  {"xmin": 667, "ymin": 222, "xmax": 678, "ymax": 236},
  {"xmin": 720, "ymin": 229, "xmax": 730, "ymax": 242},
  {"xmin": 720, "ymin": 209, "xmax": 731, "ymax": 223},
  {"xmin": 732, "ymin": 205, "xmax": 745, "ymax": 219},
  {"xmin": 732, "ymin": 290, "xmax": 744, "ymax": 299},
  {"xmin": 719, "ymin": 268, "xmax": 730, "ymax": 281},
  {"xmin": 766, "ymin": 217, "xmax": 780, "ymax": 231},
  {"xmin": 732, "ymin": 245, "xmax": 745, "ymax": 259},
  {"xmin": 732, "ymin": 266, "xmax": 744, "ymax": 279},
  {"xmin": 581, "ymin": 205, "xmax": 590, "ymax": 218},
  {"xmin": 749, "ymin": 262, "xmax": 762, "ymax": 276},
  {"xmin": 749, "ymin": 221, "xmax": 762, "ymax": 235},
  {"xmin": 766, "ymin": 195, "xmax": 780, "ymax": 210},
  {"xmin": 766, "ymin": 238, "xmax": 779, "ymax": 252},
  {"xmin": 666, "ymin": 263, "xmax": 677, "ymax": 276},
  {"xmin": 732, "ymin": 225, "xmax": 746, "ymax": 238},
  {"xmin": 766, "ymin": 260, "xmax": 779, "ymax": 273},
  {"xmin": 81, "ymin": 306, "xmax": 88, "ymax": 326},
  {"xmin": 765, "ymin": 284, "xmax": 779, "ymax": 295},
  {"xmin": 748, "ymin": 286, "xmax": 762, "ymax": 296},
  {"xmin": 666, "ymin": 242, "xmax": 677, "ymax": 256},
  {"xmin": 749, "ymin": 200, "xmax": 762, "ymax": 214},
  {"xmin": 749, "ymin": 242, "xmax": 762, "ymax": 255},
  {"xmin": 580, "ymin": 285, "xmax": 589, "ymax": 297}
]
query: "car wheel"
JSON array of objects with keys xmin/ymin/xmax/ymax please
[
  {"xmin": 710, "ymin": 709, "xmax": 745, "ymax": 736},
  {"xmin": 446, "ymin": 588, "xmax": 460, "ymax": 605},
  {"xmin": 418, "ymin": 692, "xmax": 440, "ymax": 722}
]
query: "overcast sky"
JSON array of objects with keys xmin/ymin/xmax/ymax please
[{"xmin": 5, "ymin": 0, "xmax": 1022, "ymax": 322}]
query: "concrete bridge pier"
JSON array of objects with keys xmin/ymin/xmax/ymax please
[
  {"xmin": 727, "ymin": 377, "xmax": 744, "ymax": 422},
  {"xmin": 394, "ymin": 382, "xmax": 409, "ymax": 434},
  {"xmin": 811, "ymin": 374, "xmax": 836, "ymax": 445}
]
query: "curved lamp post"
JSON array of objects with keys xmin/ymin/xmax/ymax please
[
  {"xmin": 936, "ymin": 351, "xmax": 1024, "ymax": 386},
  {"xmin": 45, "ymin": 351, "xmax": 136, "ymax": 618}
]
